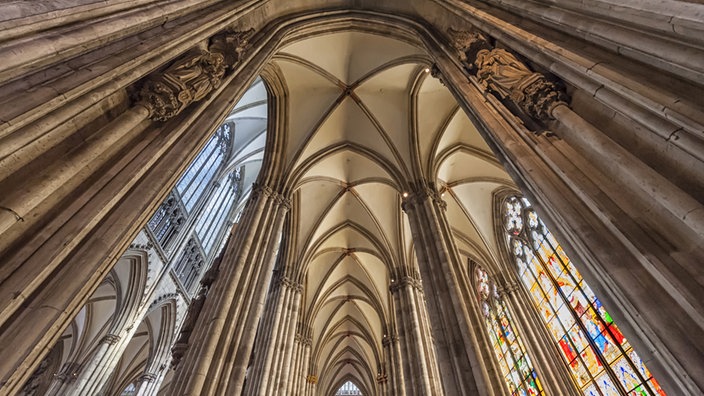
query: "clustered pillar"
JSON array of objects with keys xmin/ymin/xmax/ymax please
[
  {"xmin": 244, "ymin": 263, "xmax": 303, "ymax": 395},
  {"xmin": 401, "ymin": 181, "xmax": 490, "ymax": 395},
  {"xmin": 170, "ymin": 183, "xmax": 290, "ymax": 395},
  {"xmin": 388, "ymin": 268, "xmax": 441, "ymax": 395}
]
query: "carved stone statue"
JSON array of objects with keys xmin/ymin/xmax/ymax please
[
  {"xmin": 137, "ymin": 29, "xmax": 254, "ymax": 121},
  {"xmin": 449, "ymin": 29, "xmax": 566, "ymax": 122}
]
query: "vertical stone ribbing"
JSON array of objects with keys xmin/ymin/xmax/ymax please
[
  {"xmin": 243, "ymin": 269, "xmax": 302, "ymax": 395},
  {"xmin": 402, "ymin": 181, "xmax": 492, "ymax": 395},
  {"xmin": 389, "ymin": 270, "xmax": 442, "ymax": 395},
  {"xmin": 170, "ymin": 183, "xmax": 289, "ymax": 396}
]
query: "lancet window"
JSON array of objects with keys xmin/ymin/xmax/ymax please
[
  {"xmin": 176, "ymin": 124, "xmax": 231, "ymax": 212},
  {"xmin": 173, "ymin": 238, "xmax": 205, "ymax": 292},
  {"xmin": 194, "ymin": 167, "xmax": 242, "ymax": 255},
  {"xmin": 474, "ymin": 263, "xmax": 543, "ymax": 395},
  {"xmin": 502, "ymin": 196, "xmax": 665, "ymax": 396}
]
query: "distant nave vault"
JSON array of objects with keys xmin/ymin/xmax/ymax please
[{"xmin": 0, "ymin": 1, "xmax": 703, "ymax": 396}]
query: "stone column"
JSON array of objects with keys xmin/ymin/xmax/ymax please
[
  {"xmin": 0, "ymin": 29, "xmax": 256, "ymax": 395},
  {"xmin": 244, "ymin": 268, "xmax": 303, "ymax": 395},
  {"xmin": 386, "ymin": 331, "xmax": 406, "ymax": 395},
  {"xmin": 449, "ymin": 30, "xmax": 704, "ymax": 240},
  {"xmin": 290, "ymin": 330, "xmax": 312, "ymax": 395},
  {"xmin": 388, "ymin": 271, "xmax": 442, "ymax": 395},
  {"xmin": 170, "ymin": 183, "xmax": 290, "ymax": 396},
  {"xmin": 402, "ymin": 182, "xmax": 492, "ymax": 395}
]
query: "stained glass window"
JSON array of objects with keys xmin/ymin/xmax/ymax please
[
  {"xmin": 503, "ymin": 196, "xmax": 665, "ymax": 396},
  {"xmin": 475, "ymin": 264, "xmax": 544, "ymax": 396}
]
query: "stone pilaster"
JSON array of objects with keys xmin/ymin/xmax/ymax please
[
  {"xmin": 402, "ymin": 181, "xmax": 493, "ymax": 395},
  {"xmin": 170, "ymin": 182, "xmax": 290, "ymax": 396}
]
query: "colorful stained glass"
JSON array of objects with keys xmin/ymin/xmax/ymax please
[
  {"xmin": 475, "ymin": 265, "xmax": 545, "ymax": 396},
  {"xmin": 502, "ymin": 195, "xmax": 666, "ymax": 396}
]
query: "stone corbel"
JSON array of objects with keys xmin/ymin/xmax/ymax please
[
  {"xmin": 448, "ymin": 29, "xmax": 567, "ymax": 123},
  {"xmin": 136, "ymin": 29, "xmax": 254, "ymax": 121}
]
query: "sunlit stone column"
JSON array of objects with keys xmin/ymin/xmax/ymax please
[
  {"xmin": 170, "ymin": 183, "xmax": 290, "ymax": 395},
  {"xmin": 402, "ymin": 181, "xmax": 493, "ymax": 395},
  {"xmin": 389, "ymin": 269, "xmax": 442, "ymax": 395},
  {"xmin": 244, "ymin": 266, "xmax": 302, "ymax": 395}
]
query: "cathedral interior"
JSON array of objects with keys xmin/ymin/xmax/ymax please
[{"xmin": 0, "ymin": 1, "xmax": 703, "ymax": 395}]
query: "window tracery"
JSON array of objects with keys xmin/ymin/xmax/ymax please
[
  {"xmin": 503, "ymin": 196, "xmax": 665, "ymax": 396},
  {"xmin": 335, "ymin": 380, "xmax": 362, "ymax": 395},
  {"xmin": 474, "ymin": 263, "xmax": 543, "ymax": 395}
]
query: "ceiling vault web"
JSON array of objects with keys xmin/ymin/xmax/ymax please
[{"xmin": 267, "ymin": 29, "xmax": 515, "ymax": 391}]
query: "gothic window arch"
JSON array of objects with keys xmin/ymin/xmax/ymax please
[
  {"xmin": 473, "ymin": 261, "xmax": 544, "ymax": 396},
  {"xmin": 336, "ymin": 380, "xmax": 362, "ymax": 395},
  {"xmin": 502, "ymin": 195, "xmax": 665, "ymax": 396}
]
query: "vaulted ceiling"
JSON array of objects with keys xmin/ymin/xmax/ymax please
[{"xmin": 268, "ymin": 30, "xmax": 515, "ymax": 394}]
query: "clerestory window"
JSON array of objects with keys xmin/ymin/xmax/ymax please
[{"xmin": 502, "ymin": 196, "xmax": 665, "ymax": 396}]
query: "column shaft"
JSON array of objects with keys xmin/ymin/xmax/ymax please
[
  {"xmin": 171, "ymin": 184, "xmax": 289, "ymax": 395},
  {"xmin": 403, "ymin": 184, "xmax": 494, "ymax": 395}
]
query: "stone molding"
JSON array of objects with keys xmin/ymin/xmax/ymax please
[
  {"xmin": 449, "ymin": 29, "xmax": 567, "ymax": 122},
  {"xmin": 276, "ymin": 274, "xmax": 303, "ymax": 293},
  {"xmin": 54, "ymin": 362, "xmax": 82, "ymax": 383},
  {"xmin": 137, "ymin": 372, "xmax": 158, "ymax": 383},
  {"xmin": 294, "ymin": 332, "xmax": 312, "ymax": 346},
  {"xmin": 251, "ymin": 182, "xmax": 292, "ymax": 209},
  {"xmin": 136, "ymin": 29, "xmax": 254, "ymax": 121}
]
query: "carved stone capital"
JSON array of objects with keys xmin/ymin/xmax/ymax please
[
  {"xmin": 137, "ymin": 372, "xmax": 158, "ymax": 383},
  {"xmin": 277, "ymin": 274, "xmax": 303, "ymax": 293},
  {"xmin": 401, "ymin": 183, "xmax": 446, "ymax": 212},
  {"xmin": 306, "ymin": 374, "xmax": 318, "ymax": 384},
  {"xmin": 389, "ymin": 275, "xmax": 422, "ymax": 294},
  {"xmin": 101, "ymin": 334, "xmax": 121, "ymax": 345}
]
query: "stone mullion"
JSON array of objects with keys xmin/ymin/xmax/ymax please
[
  {"xmin": 274, "ymin": 288, "xmax": 302, "ymax": 393},
  {"xmin": 221, "ymin": 197, "xmax": 289, "ymax": 395},
  {"xmin": 501, "ymin": 279, "xmax": 581, "ymax": 395},
  {"xmin": 170, "ymin": 183, "xmax": 275, "ymax": 394}
]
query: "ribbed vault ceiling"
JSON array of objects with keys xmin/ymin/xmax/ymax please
[{"xmin": 271, "ymin": 30, "xmax": 515, "ymax": 394}]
